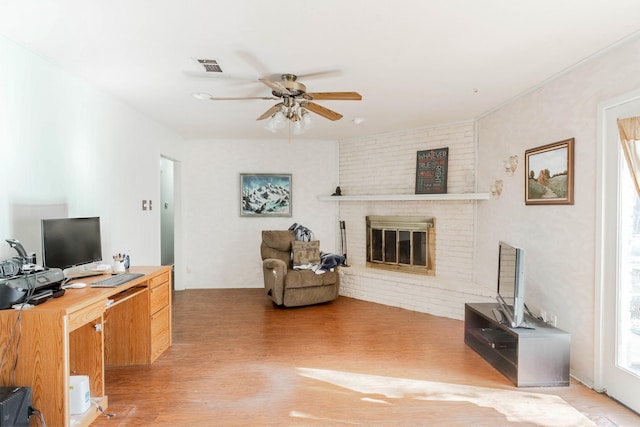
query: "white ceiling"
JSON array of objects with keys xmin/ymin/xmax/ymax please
[{"xmin": 2, "ymin": 0, "xmax": 640, "ymax": 141}]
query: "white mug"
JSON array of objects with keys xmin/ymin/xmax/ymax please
[{"xmin": 114, "ymin": 261, "xmax": 126, "ymax": 273}]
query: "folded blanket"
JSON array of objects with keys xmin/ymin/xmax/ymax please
[{"xmin": 288, "ymin": 223, "xmax": 345, "ymax": 273}]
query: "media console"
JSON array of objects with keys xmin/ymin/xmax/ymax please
[
  {"xmin": 464, "ymin": 303, "xmax": 570, "ymax": 387},
  {"xmin": 0, "ymin": 266, "xmax": 172, "ymax": 427}
]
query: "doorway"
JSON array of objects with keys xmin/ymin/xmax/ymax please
[
  {"xmin": 597, "ymin": 90, "xmax": 640, "ymax": 413},
  {"xmin": 160, "ymin": 156, "xmax": 175, "ymax": 274}
]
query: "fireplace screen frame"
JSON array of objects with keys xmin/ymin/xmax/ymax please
[{"xmin": 366, "ymin": 215, "xmax": 435, "ymax": 275}]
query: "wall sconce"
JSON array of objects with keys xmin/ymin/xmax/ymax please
[
  {"xmin": 504, "ymin": 155, "xmax": 519, "ymax": 176},
  {"xmin": 490, "ymin": 180, "xmax": 504, "ymax": 198}
]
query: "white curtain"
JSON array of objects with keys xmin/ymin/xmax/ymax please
[{"xmin": 617, "ymin": 116, "xmax": 640, "ymax": 197}]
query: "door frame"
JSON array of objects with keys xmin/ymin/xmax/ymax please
[
  {"xmin": 595, "ymin": 88, "xmax": 640, "ymax": 408},
  {"xmin": 160, "ymin": 156, "xmax": 175, "ymax": 266},
  {"xmin": 159, "ymin": 155, "xmax": 184, "ymax": 291}
]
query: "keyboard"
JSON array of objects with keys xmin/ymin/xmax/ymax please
[
  {"xmin": 91, "ymin": 273, "xmax": 145, "ymax": 288},
  {"xmin": 66, "ymin": 270, "xmax": 104, "ymax": 279}
]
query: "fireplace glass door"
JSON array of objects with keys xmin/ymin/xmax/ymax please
[{"xmin": 367, "ymin": 216, "xmax": 434, "ymax": 275}]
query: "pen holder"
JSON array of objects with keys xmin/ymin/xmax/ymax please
[{"xmin": 113, "ymin": 260, "xmax": 126, "ymax": 273}]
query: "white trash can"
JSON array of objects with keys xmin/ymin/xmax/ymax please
[{"xmin": 69, "ymin": 375, "xmax": 91, "ymax": 415}]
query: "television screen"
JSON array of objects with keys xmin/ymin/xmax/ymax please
[
  {"xmin": 41, "ymin": 217, "xmax": 103, "ymax": 270},
  {"xmin": 496, "ymin": 241, "xmax": 525, "ymax": 327}
]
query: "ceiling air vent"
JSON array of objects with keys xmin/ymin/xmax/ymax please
[{"xmin": 196, "ymin": 59, "xmax": 223, "ymax": 73}]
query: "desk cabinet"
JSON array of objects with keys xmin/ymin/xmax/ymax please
[
  {"xmin": 464, "ymin": 303, "xmax": 570, "ymax": 387},
  {"xmin": 104, "ymin": 269, "xmax": 172, "ymax": 365},
  {"xmin": 0, "ymin": 266, "xmax": 172, "ymax": 427},
  {"xmin": 149, "ymin": 269, "xmax": 172, "ymax": 362}
]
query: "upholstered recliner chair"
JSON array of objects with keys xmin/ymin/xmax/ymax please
[{"xmin": 260, "ymin": 230, "xmax": 340, "ymax": 307}]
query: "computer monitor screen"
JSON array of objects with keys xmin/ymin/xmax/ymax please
[{"xmin": 41, "ymin": 217, "xmax": 103, "ymax": 270}]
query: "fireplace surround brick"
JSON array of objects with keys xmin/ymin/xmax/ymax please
[{"xmin": 337, "ymin": 121, "xmax": 493, "ymax": 319}]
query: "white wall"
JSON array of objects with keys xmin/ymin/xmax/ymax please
[
  {"xmin": 179, "ymin": 138, "xmax": 339, "ymax": 289},
  {"xmin": 476, "ymin": 34, "xmax": 640, "ymax": 386},
  {"xmin": 0, "ymin": 35, "xmax": 184, "ymax": 265}
]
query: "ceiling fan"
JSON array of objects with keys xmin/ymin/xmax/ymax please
[{"xmin": 205, "ymin": 73, "xmax": 362, "ymax": 124}]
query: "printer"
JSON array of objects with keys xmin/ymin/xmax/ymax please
[
  {"xmin": 0, "ymin": 239, "xmax": 65, "ymax": 309},
  {"xmin": 0, "ymin": 268, "xmax": 65, "ymax": 309}
]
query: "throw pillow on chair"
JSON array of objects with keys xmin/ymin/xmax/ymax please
[{"xmin": 292, "ymin": 240, "xmax": 321, "ymax": 267}]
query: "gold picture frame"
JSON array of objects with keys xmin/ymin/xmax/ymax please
[{"xmin": 524, "ymin": 138, "xmax": 574, "ymax": 205}]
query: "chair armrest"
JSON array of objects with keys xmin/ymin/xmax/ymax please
[
  {"xmin": 262, "ymin": 258, "xmax": 287, "ymax": 305},
  {"xmin": 263, "ymin": 258, "xmax": 287, "ymax": 271}
]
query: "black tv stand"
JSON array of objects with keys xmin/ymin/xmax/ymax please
[{"xmin": 464, "ymin": 303, "xmax": 570, "ymax": 387}]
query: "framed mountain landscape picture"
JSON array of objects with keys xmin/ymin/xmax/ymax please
[
  {"xmin": 525, "ymin": 138, "xmax": 574, "ymax": 205},
  {"xmin": 240, "ymin": 173, "xmax": 292, "ymax": 217}
]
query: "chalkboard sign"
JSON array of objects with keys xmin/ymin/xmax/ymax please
[{"xmin": 415, "ymin": 147, "xmax": 449, "ymax": 194}]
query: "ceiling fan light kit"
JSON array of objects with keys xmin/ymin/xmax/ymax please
[
  {"xmin": 201, "ymin": 72, "xmax": 362, "ymax": 135},
  {"xmin": 264, "ymin": 97, "xmax": 314, "ymax": 135}
]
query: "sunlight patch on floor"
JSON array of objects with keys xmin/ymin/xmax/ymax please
[
  {"xmin": 361, "ymin": 397, "xmax": 391, "ymax": 404},
  {"xmin": 290, "ymin": 411, "xmax": 361, "ymax": 425},
  {"xmin": 296, "ymin": 367, "xmax": 596, "ymax": 427}
]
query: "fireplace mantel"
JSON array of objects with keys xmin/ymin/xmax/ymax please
[{"xmin": 317, "ymin": 193, "xmax": 490, "ymax": 202}]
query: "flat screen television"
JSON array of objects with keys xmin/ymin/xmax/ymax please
[
  {"xmin": 496, "ymin": 241, "xmax": 526, "ymax": 328},
  {"xmin": 41, "ymin": 217, "xmax": 103, "ymax": 272}
]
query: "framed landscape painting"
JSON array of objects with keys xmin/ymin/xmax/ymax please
[
  {"xmin": 524, "ymin": 138, "xmax": 574, "ymax": 205},
  {"xmin": 240, "ymin": 173, "xmax": 292, "ymax": 217}
]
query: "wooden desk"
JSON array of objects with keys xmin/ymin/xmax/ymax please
[{"xmin": 0, "ymin": 266, "xmax": 172, "ymax": 427}]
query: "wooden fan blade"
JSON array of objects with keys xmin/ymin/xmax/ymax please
[
  {"xmin": 263, "ymin": 69, "xmax": 342, "ymax": 82},
  {"xmin": 235, "ymin": 50, "xmax": 272, "ymax": 77},
  {"xmin": 259, "ymin": 78, "xmax": 291, "ymax": 95},
  {"xmin": 208, "ymin": 96, "xmax": 278, "ymax": 101},
  {"xmin": 256, "ymin": 103, "xmax": 284, "ymax": 121},
  {"xmin": 300, "ymin": 101, "xmax": 343, "ymax": 121},
  {"xmin": 306, "ymin": 92, "xmax": 362, "ymax": 101},
  {"xmin": 296, "ymin": 69, "xmax": 342, "ymax": 80}
]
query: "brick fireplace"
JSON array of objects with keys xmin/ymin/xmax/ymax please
[{"xmin": 335, "ymin": 121, "xmax": 494, "ymax": 320}]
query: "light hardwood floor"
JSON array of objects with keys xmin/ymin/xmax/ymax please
[{"xmin": 91, "ymin": 289, "xmax": 639, "ymax": 426}]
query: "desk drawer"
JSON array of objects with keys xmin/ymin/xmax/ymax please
[
  {"xmin": 150, "ymin": 270, "xmax": 170, "ymax": 289},
  {"xmin": 150, "ymin": 281, "xmax": 170, "ymax": 314},
  {"xmin": 68, "ymin": 300, "xmax": 105, "ymax": 332},
  {"xmin": 150, "ymin": 305, "xmax": 170, "ymax": 362}
]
